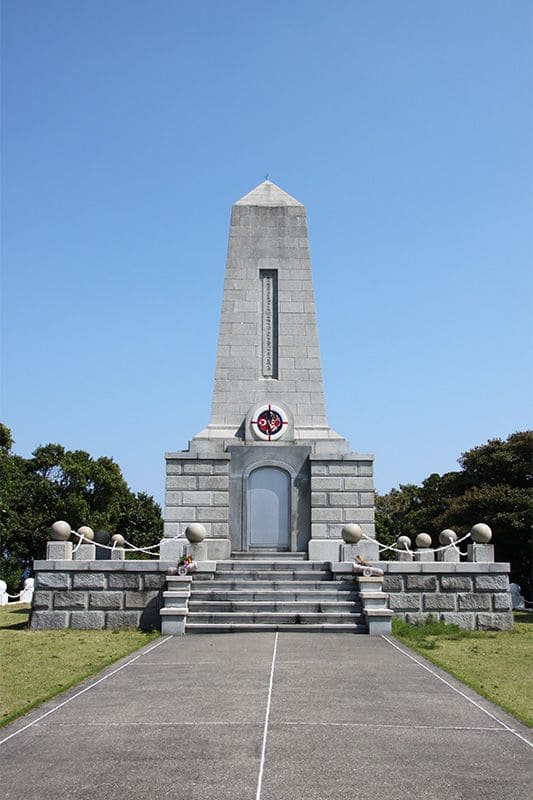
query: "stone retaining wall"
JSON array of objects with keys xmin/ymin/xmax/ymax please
[
  {"xmin": 379, "ymin": 562, "xmax": 512, "ymax": 629},
  {"xmin": 30, "ymin": 561, "xmax": 174, "ymax": 631}
]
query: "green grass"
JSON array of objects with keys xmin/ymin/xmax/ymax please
[
  {"xmin": 392, "ymin": 612, "xmax": 533, "ymax": 727},
  {"xmin": 0, "ymin": 604, "xmax": 159, "ymax": 728}
]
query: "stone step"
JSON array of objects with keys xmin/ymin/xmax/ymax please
[
  {"xmin": 188, "ymin": 600, "xmax": 362, "ymax": 613},
  {"xmin": 187, "ymin": 612, "xmax": 364, "ymax": 625},
  {"xmin": 216, "ymin": 561, "xmax": 327, "ymax": 572},
  {"xmin": 189, "ymin": 590, "xmax": 360, "ymax": 602},
  {"xmin": 186, "ymin": 623, "xmax": 367, "ymax": 633},
  {"xmin": 231, "ymin": 552, "xmax": 307, "ymax": 561},
  {"xmin": 209, "ymin": 570, "xmax": 332, "ymax": 581},
  {"xmin": 196, "ymin": 579, "xmax": 354, "ymax": 591}
]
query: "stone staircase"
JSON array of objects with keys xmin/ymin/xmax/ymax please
[{"xmin": 185, "ymin": 560, "xmax": 366, "ymax": 633}]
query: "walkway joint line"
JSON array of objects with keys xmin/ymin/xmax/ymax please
[
  {"xmin": 0, "ymin": 635, "xmax": 173, "ymax": 747},
  {"xmin": 255, "ymin": 632, "xmax": 278, "ymax": 800},
  {"xmin": 382, "ymin": 635, "xmax": 533, "ymax": 749}
]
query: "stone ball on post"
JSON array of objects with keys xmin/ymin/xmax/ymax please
[
  {"xmin": 439, "ymin": 529, "xmax": 457, "ymax": 545},
  {"xmin": 76, "ymin": 525, "xmax": 95, "ymax": 542},
  {"xmin": 397, "ymin": 535, "xmax": 411, "ymax": 551},
  {"xmin": 185, "ymin": 523, "xmax": 206, "ymax": 543},
  {"xmin": 94, "ymin": 529, "xmax": 111, "ymax": 545},
  {"xmin": 415, "ymin": 533, "xmax": 432, "ymax": 549},
  {"xmin": 342, "ymin": 524, "xmax": 363, "ymax": 544},
  {"xmin": 50, "ymin": 520, "xmax": 72, "ymax": 541},
  {"xmin": 111, "ymin": 534, "xmax": 125, "ymax": 547},
  {"xmin": 470, "ymin": 523, "xmax": 492, "ymax": 543}
]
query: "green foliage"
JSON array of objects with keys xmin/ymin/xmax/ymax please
[
  {"xmin": 376, "ymin": 431, "xmax": 533, "ymax": 595},
  {"xmin": 0, "ymin": 424, "xmax": 163, "ymax": 592}
]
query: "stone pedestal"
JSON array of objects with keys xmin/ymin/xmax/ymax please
[
  {"xmin": 414, "ymin": 550, "xmax": 434, "ymax": 562},
  {"xmin": 468, "ymin": 544, "xmax": 494, "ymax": 563},
  {"xmin": 308, "ymin": 539, "xmax": 341, "ymax": 562},
  {"xmin": 73, "ymin": 544, "xmax": 96, "ymax": 561},
  {"xmin": 341, "ymin": 539, "xmax": 380, "ymax": 562},
  {"xmin": 397, "ymin": 551, "xmax": 413, "ymax": 562},
  {"xmin": 160, "ymin": 538, "xmax": 186, "ymax": 562},
  {"xmin": 437, "ymin": 547, "xmax": 460, "ymax": 563},
  {"xmin": 46, "ymin": 541, "xmax": 73, "ymax": 560},
  {"xmin": 187, "ymin": 542, "xmax": 207, "ymax": 561},
  {"xmin": 111, "ymin": 548, "xmax": 125, "ymax": 560}
]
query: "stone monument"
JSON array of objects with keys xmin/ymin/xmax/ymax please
[{"xmin": 163, "ymin": 180, "xmax": 377, "ymax": 561}]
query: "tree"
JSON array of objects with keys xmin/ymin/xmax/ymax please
[
  {"xmin": 376, "ymin": 432, "xmax": 533, "ymax": 595},
  {"xmin": 0, "ymin": 425, "xmax": 163, "ymax": 591}
]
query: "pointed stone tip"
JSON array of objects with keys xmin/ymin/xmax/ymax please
[{"xmin": 234, "ymin": 180, "xmax": 303, "ymax": 207}]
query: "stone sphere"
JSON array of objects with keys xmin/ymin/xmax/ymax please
[
  {"xmin": 470, "ymin": 523, "xmax": 492, "ymax": 544},
  {"xmin": 342, "ymin": 524, "xmax": 363, "ymax": 544},
  {"xmin": 111, "ymin": 534, "xmax": 125, "ymax": 547},
  {"xmin": 415, "ymin": 533, "xmax": 432, "ymax": 549},
  {"xmin": 397, "ymin": 535, "xmax": 411, "ymax": 550},
  {"xmin": 439, "ymin": 529, "xmax": 457, "ymax": 545},
  {"xmin": 24, "ymin": 578, "xmax": 34, "ymax": 589},
  {"xmin": 167, "ymin": 566, "xmax": 178, "ymax": 576},
  {"xmin": 50, "ymin": 520, "xmax": 72, "ymax": 541},
  {"xmin": 185, "ymin": 523, "xmax": 206, "ymax": 543},
  {"xmin": 77, "ymin": 525, "xmax": 94, "ymax": 542}
]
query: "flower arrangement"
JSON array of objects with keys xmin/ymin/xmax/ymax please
[{"xmin": 177, "ymin": 554, "xmax": 198, "ymax": 575}]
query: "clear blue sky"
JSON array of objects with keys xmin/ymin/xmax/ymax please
[{"xmin": 1, "ymin": 1, "xmax": 531, "ymax": 507}]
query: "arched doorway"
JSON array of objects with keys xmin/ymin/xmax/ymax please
[{"xmin": 247, "ymin": 466, "xmax": 291, "ymax": 550}]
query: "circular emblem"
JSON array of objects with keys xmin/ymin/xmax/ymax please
[{"xmin": 251, "ymin": 403, "xmax": 288, "ymax": 441}]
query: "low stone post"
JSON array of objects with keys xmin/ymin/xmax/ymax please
[
  {"xmin": 396, "ymin": 536, "xmax": 413, "ymax": 562},
  {"xmin": 185, "ymin": 523, "xmax": 208, "ymax": 562},
  {"xmin": 0, "ymin": 580, "xmax": 8, "ymax": 606},
  {"xmin": 160, "ymin": 538, "xmax": 187, "ymax": 561},
  {"xmin": 20, "ymin": 578, "xmax": 34, "ymax": 603},
  {"xmin": 437, "ymin": 529, "xmax": 460, "ymax": 562},
  {"xmin": 414, "ymin": 533, "xmax": 434, "ymax": 562},
  {"xmin": 467, "ymin": 524, "xmax": 494, "ymax": 563}
]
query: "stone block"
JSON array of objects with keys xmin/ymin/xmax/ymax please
[
  {"xmin": 423, "ymin": 593, "xmax": 456, "ymax": 611},
  {"xmin": 493, "ymin": 593, "xmax": 512, "ymax": 611},
  {"xmin": 311, "ymin": 477, "xmax": 343, "ymax": 491},
  {"xmin": 30, "ymin": 611, "xmax": 68, "ymax": 629},
  {"xmin": 467, "ymin": 544, "xmax": 494, "ymax": 563},
  {"xmin": 111, "ymin": 548, "xmax": 126, "ymax": 561},
  {"xmin": 72, "ymin": 573, "xmax": 106, "ymax": 590},
  {"xmin": 159, "ymin": 538, "xmax": 186, "ymax": 561},
  {"xmin": 46, "ymin": 541, "xmax": 73, "ymax": 560},
  {"xmin": 108, "ymin": 573, "xmax": 139, "ymax": 589},
  {"xmin": 340, "ymin": 477, "xmax": 373, "ymax": 490},
  {"xmin": 124, "ymin": 590, "xmax": 160, "ymax": 608},
  {"xmin": 440, "ymin": 576, "xmax": 472, "ymax": 592},
  {"xmin": 198, "ymin": 476, "xmax": 229, "ymax": 490},
  {"xmin": 341, "ymin": 540, "xmax": 380, "ymax": 562},
  {"xmin": 405, "ymin": 613, "xmax": 431, "ymax": 625},
  {"xmin": 182, "ymin": 491, "xmax": 212, "ymax": 505},
  {"xmin": 36, "ymin": 573, "xmax": 70, "ymax": 590},
  {"xmin": 474, "ymin": 575, "xmax": 509, "ymax": 592},
  {"xmin": 382, "ymin": 576, "xmax": 403, "ymax": 593},
  {"xmin": 166, "ymin": 475, "xmax": 197, "ymax": 490},
  {"xmin": 32, "ymin": 591, "xmax": 51, "ymax": 610},
  {"xmin": 197, "ymin": 506, "xmax": 228, "ymax": 522},
  {"xmin": 311, "ymin": 507, "xmax": 344, "ymax": 523},
  {"xmin": 405, "ymin": 575, "xmax": 437, "ymax": 591},
  {"xmin": 311, "ymin": 492, "xmax": 327, "ymax": 507},
  {"xmin": 143, "ymin": 574, "xmax": 167, "ymax": 589},
  {"xmin": 414, "ymin": 551, "xmax": 435, "ymax": 562},
  {"xmin": 308, "ymin": 539, "xmax": 341, "ymax": 561},
  {"xmin": 73, "ymin": 544, "xmax": 96, "ymax": 561},
  {"xmin": 343, "ymin": 508, "xmax": 375, "ymax": 522},
  {"xmin": 187, "ymin": 542, "xmax": 207, "ymax": 561},
  {"xmin": 388, "ymin": 593, "xmax": 421, "ymax": 611},
  {"xmin": 397, "ymin": 552, "xmax": 413, "ymax": 562},
  {"xmin": 359, "ymin": 493, "xmax": 374, "ymax": 507},
  {"xmin": 53, "ymin": 591, "xmax": 86, "ymax": 609},
  {"xmin": 458, "ymin": 593, "xmax": 491, "ymax": 611},
  {"xmin": 436, "ymin": 548, "xmax": 460, "ymax": 562},
  {"xmin": 441, "ymin": 613, "xmax": 476, "ymax": 630},
  {"xmin": 329, "ymin": 493, "xmax": 358, "ymax": 507},
  {"xmin": 105, "ymin": 611, "xmax": 141, "ymax": 629},
  {"xmin": 212, "ymin": 492, "xmax": 229, "ymax": 506},
  {"xmin": 165, "ymin": 507, "xmax": 196, "ymax": 522},
  {"xmin": 70, "ymin": 611, "xmax": 105, "ymax": 629},
  {"xmin": 477, "ymin": 612, "xmax": 513, "ymax": 631},
  {"xmin": 89, "ymin": 591, "xmax": 122, "ymax": 609},
  {"xmin": 205, "ymin": 538, "xmax": 231, "ymax": 559},
  {"xmin": 183, "ymin": 463, "xmax": 214, "ymax": 475}
]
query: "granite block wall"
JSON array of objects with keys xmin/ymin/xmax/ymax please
[
  {"xmin": 30, "ymin": 561, "xmax": 172, "ymax": 631},
  {"xmin": 164, "ymin": 457, "xmax": 230, "ymax": 540},
  {"xmin": 310, "ymin": 457, "xmax": 375, "ymax": 540}
]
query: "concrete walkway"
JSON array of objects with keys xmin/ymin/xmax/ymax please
[{"xmin": 1, "ymin": 633, "xmax": 531, "ymax": 800}]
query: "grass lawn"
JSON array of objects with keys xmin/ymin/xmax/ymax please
[
  {"xmin": 392, "ymin": 612, "xmax": 533, "ymax": 727},
  {"xmin": 0, "ymin": 604, "xmax": 159, "ymax": 728}
]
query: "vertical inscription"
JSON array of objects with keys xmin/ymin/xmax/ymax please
[{"xmin": 261, "ymin": 269, "xmax": 278, "ymax": 378}]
